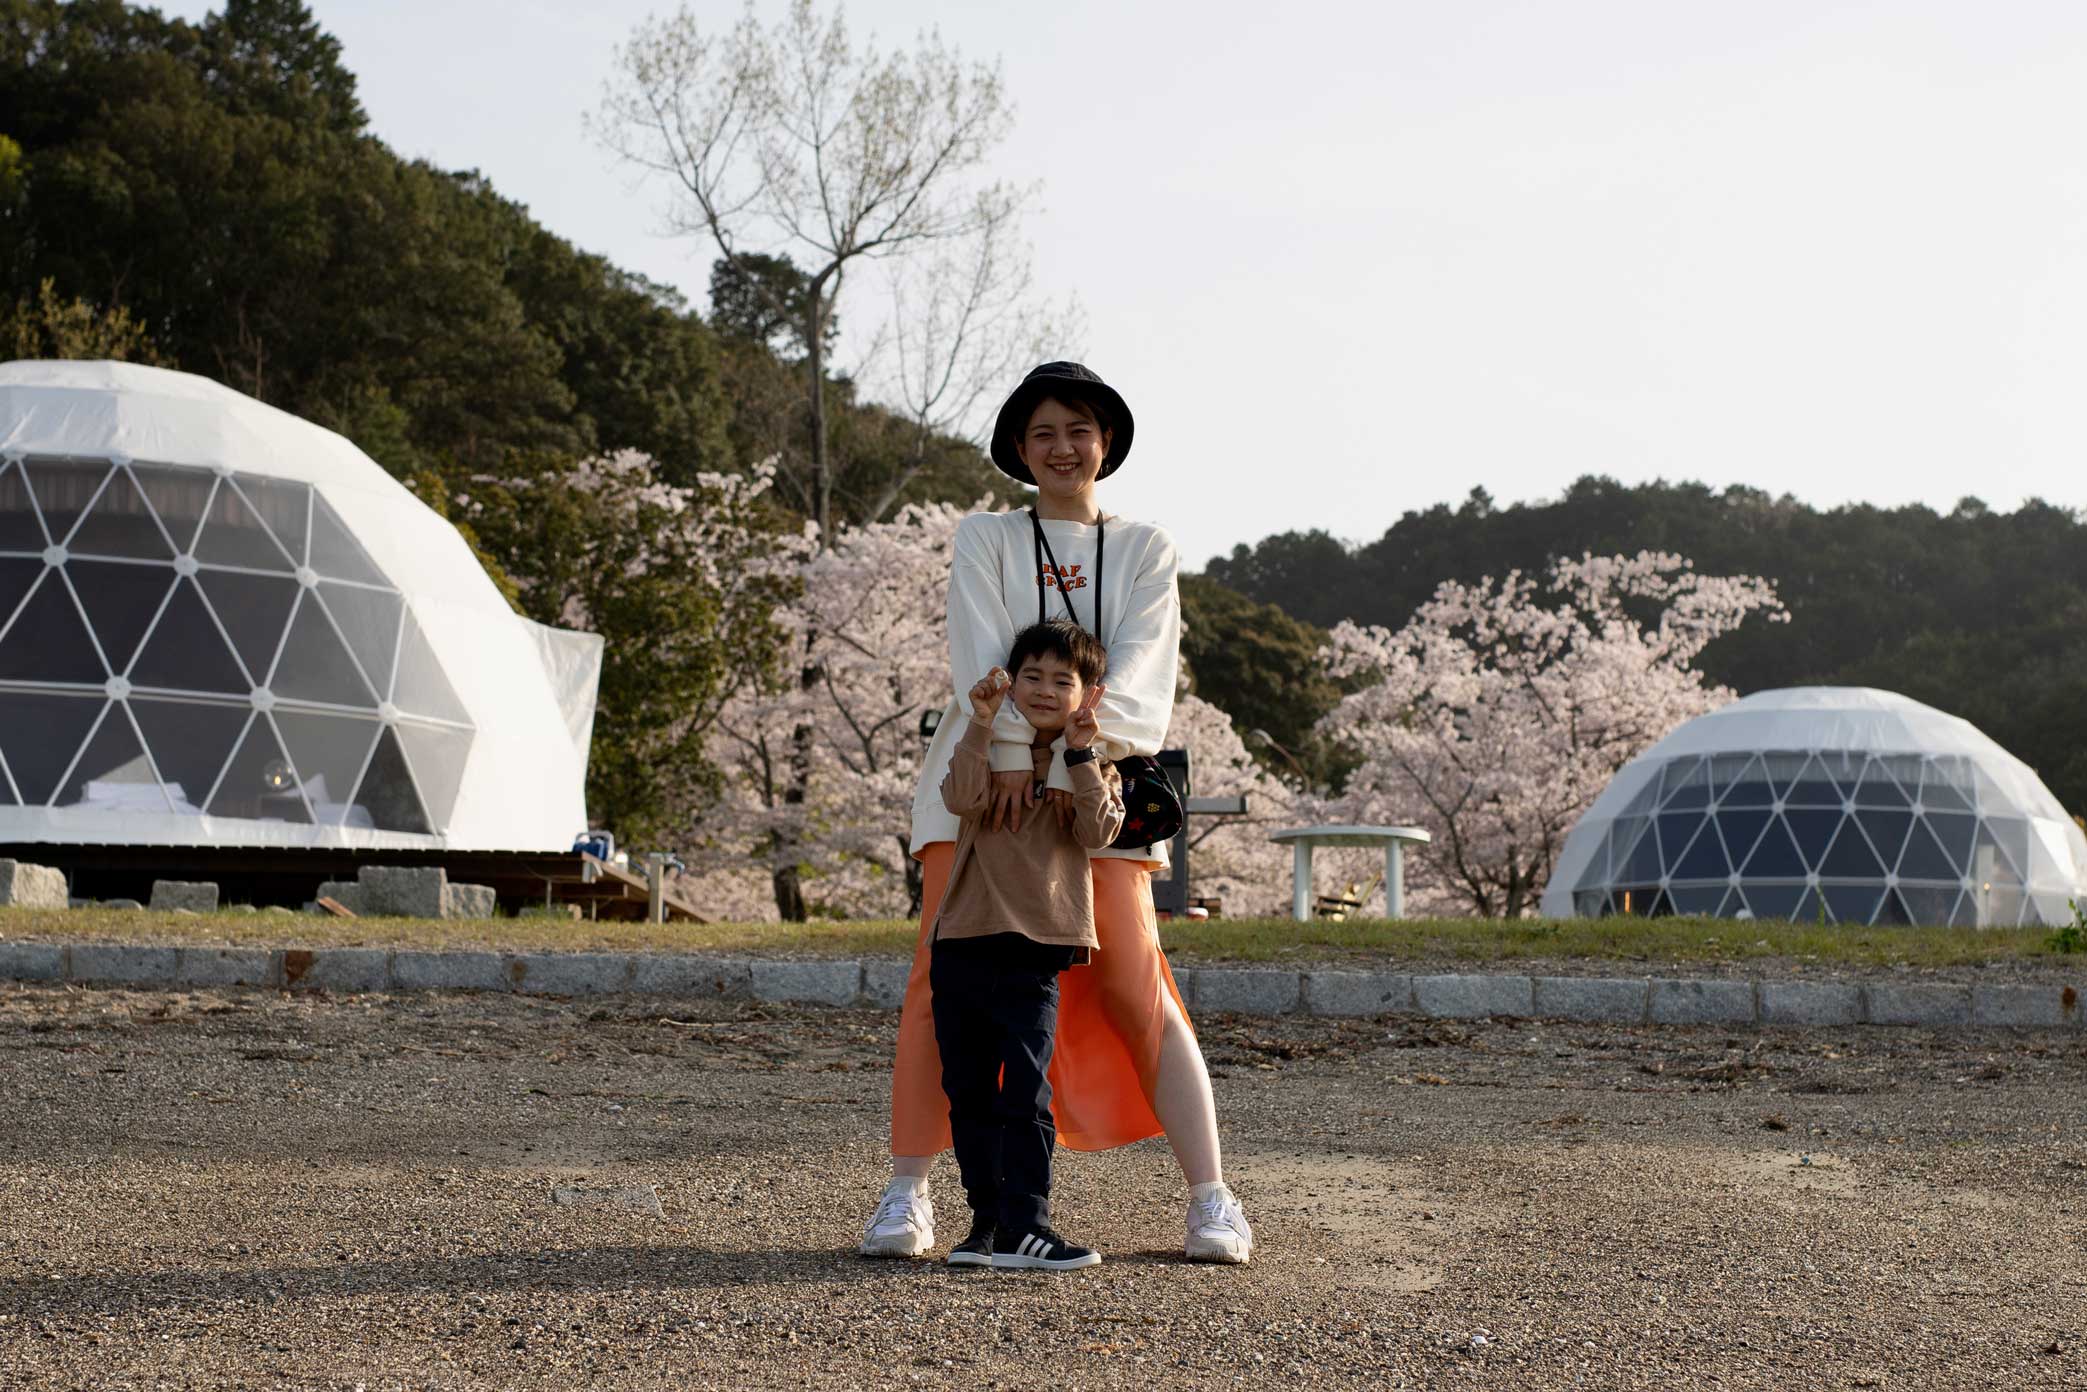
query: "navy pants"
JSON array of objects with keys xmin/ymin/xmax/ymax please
[{"xmin": 929, "ymin": 933, "xmax": 1080, "ymax": 1235}]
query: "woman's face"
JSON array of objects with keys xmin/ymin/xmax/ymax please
[{"xmin": 1020, "ymin": 398, "xmax": 1111, "ymax": 502}]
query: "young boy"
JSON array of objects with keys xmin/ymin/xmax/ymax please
[{"xmin": 932, "ymin": 619, "xmax": 1125, "ymax": 1271}]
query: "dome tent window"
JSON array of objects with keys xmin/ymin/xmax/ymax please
[
  {"xmin": 0, "ymin": 454, "xmax": 471, "ymax": 832},
  {"xmin": 0, "ymin": 359, "xmax": 602, "ymax": 853},
  {"xmin": 1541, "ymin": 688, "xmax": 2087, "ymax": 928}
]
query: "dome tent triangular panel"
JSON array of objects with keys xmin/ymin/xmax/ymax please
[
  {"xmin": 0, "ymin": 360, "xmax": 602, "ymax": 851},
  {"xmin": 1542, "ymin": 687, "xmax": 2087, "ymax": 927}
]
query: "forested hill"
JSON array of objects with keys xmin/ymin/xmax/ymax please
[
  {"xmin": 0, "ymin": 0, "xmax": 1015, "ymax": 520},
  {"xmin": 1202, "ymin": 476, "xmax": 2087, "ymax": 813}
]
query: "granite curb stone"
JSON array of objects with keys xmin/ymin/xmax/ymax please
[
  {"xmin": 1970, "ymin": 984, "xmax": 2077, "ymax": 1030},
  {"xmin": 1760, "ymin": 980, "xmax": 1864, "ymax": 1027},
  {"xmin": 629, "ymin": 954, "xmax": 752, "ymax": 998},
  {"xmin": 1649, "ymin": 978, "xmax": 1757, "ymax": 1026},
  {"xmin": 68, "ymin": 943, "xmax": 178, "ymax": 986},
  {"xmin": 1533, "ymin": 975, "xmax": 1649, "ymax": 1024},
  {"xmin": 1193, "ymin": 968, "xmax": 1302, "ymax": 1015},
  {"xmin": 1867, "ymin": 982, "xmax": 1972, "ymax": 1028},
  {"xmin": 860, "ymin": 959, "xmax": 911, "ymax": 1010},
  {"xmin": 281, "ymin": 948, "xmax": 391, "ymax": 993},
  {"xmin": 1414, "ymin": 973, "xmax": 1534, "ymax": 1019},
  {"xmin": 750, "ymin": 958, "xmax": 863, "ymax": 1007},
  {"xmin": 4, "ymin": 941, "xmax": 2084, "ymax": 1037},
  {"xmin": 390, "ymin": 949, "xmax": 510, "ymax": 993},
  {"xmin": 1304, "ymin": 970, "xmax": 1414, "ymax": 1017},
  {"xmin": 174, "ymin": 947, "xmax": 279, "ymax": 989},
  {"xmin": 0, "ymin": 940, "xmax": 67, "ymax": 981},
  {"xmin": 506, "ymin": 952, "xmax": 634, "ymax": 997}
]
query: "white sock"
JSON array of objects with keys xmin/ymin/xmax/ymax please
[
  {"xmin": 1188, "ymin": 1180, "xmax": 1229, "ymax": 1202},
  {"xmin": 885, "ymin": 1175, "xmax": 928, "ymax": 1196}
]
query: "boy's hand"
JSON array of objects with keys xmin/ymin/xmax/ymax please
[
  {"xmin": 1065, "ymin": 684, "xmax": 1105, "ymax": 750},
  {"xmin": 968, "ymin": 667, "xmax": 1010, "ymax": 721}
]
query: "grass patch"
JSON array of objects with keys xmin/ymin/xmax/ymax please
[{"xmin": 0, "ymin": 906, "xmax": 2067, "ymax": 969}]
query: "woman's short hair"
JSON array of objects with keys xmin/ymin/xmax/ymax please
[{"xmin": 1008, "ymin": 620, "xmax": 1108, "ymax": 686}]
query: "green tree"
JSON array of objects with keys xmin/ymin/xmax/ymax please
[{"xmin": 1178, "ymin": 574, "xmax": 1349, "ymax": 789}]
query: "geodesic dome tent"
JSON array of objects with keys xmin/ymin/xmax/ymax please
[
  {"xmin": 1540, "ymin": 687, "xmax": 2087, "ymax": 928},
  {"xmin": 0, "ymin": 360, "xmax": 601, "ymax": 850}
]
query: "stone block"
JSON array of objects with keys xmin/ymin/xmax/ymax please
[
  {"xmin": 0, "ymin": 860, "xmax": 68, "ymax": 909},
  {"xmin": 357, "ymin": 866, "xmax": 448, "ymax": 919},
  {"xmin": 280, "ymin": 948, "xmax": 390, "ymax": 993},
  {"xmin": 68, "ymin": 943, "xmax": 176, "ymax": 986},
  {"xmin": 1866, "ymin": 982, "xmax": 1972, "ymax": 1029},
  {"xmin": 860, "ymin": 958, "xmax": 913, "ymax": 1010},
  {"xmin": 1970, "ymin": 984, "xmax": 2076, "ymax": 1030},
  {"xmin": 314, "ymin": 882, "xmax": 368, "ymax": 915},
  {"xmin": 390, "ymin": 949, "xmax": 509, "ymax": 993},
  {"xmin": 628, "ymin": 954, "xmax": 751, "ymax": 998},
  {"xmin": 1413, "ymin": 973, "xmax": 1534, "ymax": 1020},
  {"xmin": 1533, "ymin": 976, "xmax": 1648, "ymax": 1024},
  {"xmin": 506, "ymin": 952, "xmax": 632, "ymax": 997},
  {"xmin": 1648, "ymin": 978, "xmax": 1757, "ymax": 1026},
  {"xmin": 174, "ymin": 947, "xmax": 278, "ymax": 989},
  {"xmin": 0, "ymin": 941, "xmax": 66, "ymax": 982},
  {"xmin": 750, "ymin": 958, "xmax": 862, "ymax": 1007},
  {"xmin": 445, "ymin": 883, "xmax": 498, "ymax": 919},
  {"xmin": 103, "ymin": 899, "xmax": 143, "ymax": 912},
  {"xmin": 1759, "ymin": 980, "xmax": 1864, "ymax": 1027},
  {"xmin": 1167, "ymin": 965, "xmax": 1197, "ymax": 1009},
  {"xmin": 149, "ymin": 880, "xmax": 219, "ymax": 914},
  {"xmin": 1193, "ymin": 968, "xmax": 1302, "ymax": 1015},
  {"xmin": 1304, "ymin": 971, "xmax": 1412, "ymax": 1017}
]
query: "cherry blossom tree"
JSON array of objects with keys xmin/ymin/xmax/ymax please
[
  {"xmin": 682, "ymin": 501, "xmax": 967, "ymax": 919},
  {"xmin": 1316, "ymin": 552, "xmax": 1785, "ymax": 918}
]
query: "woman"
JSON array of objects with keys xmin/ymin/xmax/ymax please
[{"xmin": 859, "ymin": 361, "xmax": 1254, "ymax": 1264}]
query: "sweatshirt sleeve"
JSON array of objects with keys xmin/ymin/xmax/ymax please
[
  {"xmin": 1090, "ymin": 525, "xmax": 1182, "ymax": 764},
  {"xmin": 1067, "ymin": 756, "xmax": 1126, "ymax": 850},
  {"xmin": 939, "ymin": 719, "xmax": 996, "ymax": 818},
  {"xmin": 947, "ymin": 513, "xmax": 1043, "ymax": 774}
]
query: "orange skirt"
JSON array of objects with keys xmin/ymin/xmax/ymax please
[{"xmin": 890, "ymin": 842, "xmax": 1195, "ymax": 1155}]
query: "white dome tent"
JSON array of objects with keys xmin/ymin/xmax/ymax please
[
  {"xmin": 1541, "ymin": 687, "xmax": 2087, "ymax": 927},
  {"xmin": 0, "ymin": 360, "xmax": 600, "ymax": 851}
]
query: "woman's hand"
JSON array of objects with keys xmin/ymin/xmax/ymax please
[
  {"xmin": 1043, "ymin": 787, "xmax": 1078, "ymax": 831},
  {"xmin": 987, "ymin": 768, "xmax": 1034, "ymax": 832}
]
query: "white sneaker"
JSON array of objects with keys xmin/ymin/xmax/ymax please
[
  {"xmin": 859, "ymin": 1182, "xmax": 935, "ymax": 1258},
  {"xmin": 1185, "ymin": 1183, "xmax": 1253, "ymax": 1264}
]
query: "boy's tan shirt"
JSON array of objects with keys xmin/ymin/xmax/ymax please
[{"xmin": 932, "ymin": 718, "xmax": 1126, "ymax": 952}]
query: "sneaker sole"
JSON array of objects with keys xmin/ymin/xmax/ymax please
[
  {"xmin": 990, "ymin": 1251, "xmax": 1101, "ymax": 1271},
  {"xmin": 945, "ymin": 1250, "xmax": 992, "ymax": 1267},
  {"xmin": 1185, "ymin": 1238, "xmax": 1252, "ymax": 1265},
  {"xmin": 859, "ymin": 1235, "xmax": 935, "ymax": 1259}
]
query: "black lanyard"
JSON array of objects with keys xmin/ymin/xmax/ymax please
[{"xmin": 1029, "ymin": 508, "xmax": 1105, "ymax": 638}]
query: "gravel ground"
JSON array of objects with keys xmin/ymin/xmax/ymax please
[{"xmin": 2, "ymin": 983, "xmax": 2084, "ymax": 1391}]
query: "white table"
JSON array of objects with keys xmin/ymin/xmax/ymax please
[{"xmin": 1269, "ymin": 824, "xmax": 1433, "ymax": 921}]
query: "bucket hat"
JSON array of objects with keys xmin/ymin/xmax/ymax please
[{"xmin": 989, "ymin": 361, "xmax": 1135, "ymax": 484}]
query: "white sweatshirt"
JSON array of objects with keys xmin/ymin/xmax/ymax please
[{"xmin": 909, "ymin": 508, "xmax": 1181, "ymax": 865}]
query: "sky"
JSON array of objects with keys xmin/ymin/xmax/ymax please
[{"xmin": 165, "ymin": 1, "xmax": 2087, "ymax": 570}]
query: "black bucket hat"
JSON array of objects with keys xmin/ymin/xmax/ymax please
[{"xmin": 989, "ymin": 361, "xmax": 1135, "ymax": 485}]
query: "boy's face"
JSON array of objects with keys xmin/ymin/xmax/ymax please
[{"xmin": 1013, "ymin": 651, "xmax": 1087, "ymax": 733}]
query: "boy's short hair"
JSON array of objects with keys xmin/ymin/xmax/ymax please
[{"xmin": 1009, "ymin": 620, "xmax": 1107, "ymax": 686}]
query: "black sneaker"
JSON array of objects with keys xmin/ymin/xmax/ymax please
[
  {"xmin": 947, "ymin": 1215, "xmax": 994, "ymax": 1268},
  {"xmin": 990, "ymin": 1225, "xmax": 1101, "ymax": 1270}
]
